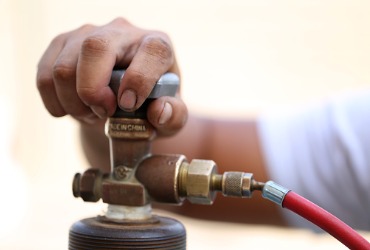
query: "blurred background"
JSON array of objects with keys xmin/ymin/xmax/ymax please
[{"xmin": 1, "ymin": 0, "xmax": 369, "ymax": 249}]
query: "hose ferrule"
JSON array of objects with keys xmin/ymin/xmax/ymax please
[{"xmin": 262, "ymin": 181, "xmax": 290, "ymax": 206}]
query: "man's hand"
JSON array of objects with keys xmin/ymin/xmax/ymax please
[{"xmin": 37, "ymin": 17, "xmax": 187, "ymax": 136}]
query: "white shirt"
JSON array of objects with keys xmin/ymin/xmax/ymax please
[{"xmin": 258, "ymin": 89, "xmax": 370, "ymax": 231}]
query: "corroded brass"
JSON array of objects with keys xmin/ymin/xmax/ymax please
[
  {"xmin": 73, "ymin": 156, "xmax": 259, "ymax": 206},
  {"xmin": 102, "ymin": 179, "xmax": 148, "ymax": 206},
  {"xmin": 69, "ymin": 215, "xmax": 186, "ymax": 250},
  {"xmin": 69, "ymin": 70, "xmax": 186, "ymax": 250},
  {"xmin": 107, "ymin": 117, "xmax": 156, "ymax": 140},
  {"xmin": 71, "ymin": 70, "xmax": 260, "ymax": 223},
  {"xmin": 72, "ymin": 169, "xmax": 105, "ymax": 202},
  {"xmin": 73, "ymin": 117, "xmax": 155, "ymax": 206},
  {"xmin": 136, "ymin": 154, "xmax": 187, "ymax": 204},
  {"xmin": 103, "ymin": 117, "xmax": 155, "ymax": 206}
]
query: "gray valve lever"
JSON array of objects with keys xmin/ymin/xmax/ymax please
[{"xmin": 110, "ymin": 69, "xmax": 179, "ymax": 118}]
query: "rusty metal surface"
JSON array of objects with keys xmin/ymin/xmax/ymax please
[
  {"xmin": 73, "ymin": 169, "xmax": 105, "ymax": 202},
  {"xmin": 70, "ymin": 70, "xmax": 186, "ymax": 249},
  {"xmin": 102, "ymin": 180, "xmax": 148, "ymax": 206},
  {"xmin": 136, "ymin": 154, "xmax": 187, "ymax": 204},
  {"xmin": 69, "ymin": 216, "xmax": 186, "ymax": 250}
]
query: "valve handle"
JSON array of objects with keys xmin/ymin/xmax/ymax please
[{"xmin": 109, "ymin": 69, "xmax": 179, "ymax": 118}]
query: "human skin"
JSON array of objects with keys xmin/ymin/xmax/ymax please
[{"xmin": 37, "ymin": 17, "xmax": 285, "ymax": 226}]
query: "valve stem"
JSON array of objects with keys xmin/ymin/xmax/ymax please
[{"xmin": 252, "ymin": 180, "xmax": 266, "ymax": 191}]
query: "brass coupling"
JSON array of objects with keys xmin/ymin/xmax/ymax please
[
  {"xmin": 136, "ymin": 155, "xmax": 265, "ymax": 205},
  {"xmin": 73, "ymin": 154, "xmax": 264, "ymax": 206}
]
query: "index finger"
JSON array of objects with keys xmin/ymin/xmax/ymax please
[
  {"xmin": 76, "ymin": 18, "xmax": 142, "ymax": 117},
  {"xmin": 118, "ymin": 32, "xmax": 175, "ymax": 111}
]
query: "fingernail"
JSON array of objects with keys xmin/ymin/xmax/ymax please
[
  {"xmin": 91, "ymin": 105, "xmax": 107, "ymax": 119},
  {"xmin": 159, "ymin": 102, "xmax": 172, "ymax": 125},
  {"xmin": 119, "ymin": 89, "xmax": 137, "ymax": 111}
]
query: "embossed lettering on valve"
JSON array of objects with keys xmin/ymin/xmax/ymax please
[
  {"xmin": 107, "ymin": 118, "xmax": 154, "ymax": 139},
  {"xmin": 110, "ymin": 123, "xmax": 146, "ymax": 132}
]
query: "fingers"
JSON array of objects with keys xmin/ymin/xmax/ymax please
[
  {"xmin": 76, "ymin": 19, "xmax": 176, "ymax": 117},
  {"xmin": 76, "ymin": 18, "xmax": 143, "ymax": 117},
  {"xmin": 147, "ymin": 95, "xmax": 188, "ymax": 136},
  {"xmin": 38, "ymin": 25, "xmax": 101, "ymax": 124},
  {"xmin": 37, "ymin": 17, "xmax": 187, "ymax": 135},
  {"xmin": 53, "ymin": 35, "xmax": 96, "ymax": 122},
  {"xmin": 37, "ymin": 33, "xmax": 67, "ymax": 117},
  {"xmin": 118, "ymin": 33, "xmax": 175, "ymax": 111},
  {"xmin": 122, "ymin": 37, "xmax": 185, "ymax": 135}
]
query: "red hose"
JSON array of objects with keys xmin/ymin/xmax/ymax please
[{"xmin": 282, "ymin": 191, "xmax": 370, "ymax": 250}]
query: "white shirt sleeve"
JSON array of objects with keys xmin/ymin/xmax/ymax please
[{"xmin": 258, "ymin": 89, "xmax": 370, "ymax": 231}]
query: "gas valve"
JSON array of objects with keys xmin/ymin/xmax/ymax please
[
  {"xmin": 72, "ymin": 70, "xmax": 263, "ymax": 208},
  {"xmin": 73, "ymin": 69, "xmax": 179, "ymax": 207},
  {"xmin": 69, "ymin": 70, "xmax": 189, "ymax": 250},
  {"xmin": 69, "ymin": 70, "xmax": 264, "ymax": 250}
]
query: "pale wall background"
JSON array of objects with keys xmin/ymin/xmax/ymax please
[{"xmin": 0, "ymin": 0, "xmax": 369, "ymax": 249}]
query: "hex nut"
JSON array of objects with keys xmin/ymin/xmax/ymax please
[
  {"xmin": 79, "ymin": 169, "xmax": 103, "ymax": 202},
  {"xmin": 241, "ymin": 173, "xmax": 254, "ymax": 197},
  {"xmin": 186, "ymin": 159, "xmax": 217, "ymax": 205},
  {"xmin": 72, "ymin": 173, "xmax": 81, "ymax": 198}
]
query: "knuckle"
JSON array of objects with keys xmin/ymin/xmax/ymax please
[
  {"xmin": 141, "ymin": 35, "xmax": 173, "ymax": 61},
  {"xmin": 111, "ymin": 17, "xmax": 130, "ymax": 26},
  {"xmin": 53, "ymin": 62, "xmax": 76, "ymax": 82},
  {"xmin": 77, "ymin": 86, "xmax": 99, "ymax": 104},
  {"xmin": 49, "ymin": 33, "xmax": 67, "ymax": 47},
  {"xmin": 36, "ymin": 71, "xmax": 53, "ymax": 91},
  {"xmin": 81, "ymin": 35, "xmax": 110, "ymax": 58},
  {"xmin": 78, "ymin": 23, "xmax": 95, "ymax": 32},
  {"xmin": 124, "ymin": 69, "xmax": 155, "ymax": 101},
  {"xmin": 127, "ymin": 68, "xmax": 148, "ymax": 83}
]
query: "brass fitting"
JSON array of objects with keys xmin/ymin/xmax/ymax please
[
  {"xmin": 72, "ymin": 169, "xmax": 105, "ymax": 202},
  {"xmin": 135, "ymin": 154, "xmax": 186, "ymax": 204},
  {"xmin": 72, "ymin": 76, "xmax": 168, "ymax": 207},
  {"xmin": 73, "ymin": 117, "xmax": 155, "ymax": 206},
  {"xmin": 135, "ymin": 156, "xmax": 219, "ymax": 205},
  {"xmin": 136, "ymin": 156, "xmax": 264, "ymax": 205},
  {"xmin": 136, "ymin": 157, "xmax": 219, "ymax": 205},
  {"xmin": 222, "ymin": 172, "xmax": 255, "ymax": 198},
  {"xmin": 177, "ymin": 160, "xmax": 262, "ymax": 204},
  {"xmin": 178, "ymin": 159, "xmax": 218, "ymax": 205},
  {"xmin": 73, "ymin": 154, "xmax": 264, "ymax": 206},
  {"xmin": 72, "ymin": 70, "xmax": 263, "ymax": 209}
]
